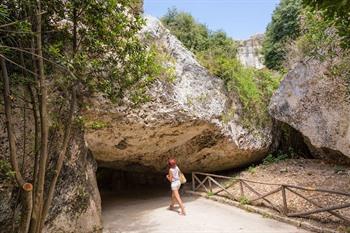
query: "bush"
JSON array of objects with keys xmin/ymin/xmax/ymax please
[
  {"xmin": 285, "ymin": 8, "xmax": 350, "ymax": 89},
  {"xmin": 161, "ymin": 8, "xmax": 238, "ymax": 56},
  {"xmin": 86, "ymin": 120, "xmax": 109, "ymax": 130},
  {"xmin": 262, "ymin": 0, "xmax": 302, "ymax": 71},
  {"xmin": 239, "ymin": 196, "xmax": 250, "ymax": 205},
  {"xmin": 302, "ymin": 0, "xmax": 350, "ymax": 49},
  {"xmin": 263, "ymin": 152, "xmax": 289, "ymax": 165},
  {"xmin": 0, "ymin": 159, "xmax": 15, "ymax": 184}
]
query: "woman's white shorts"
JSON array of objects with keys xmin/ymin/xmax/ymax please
[{"xmin": 171, "ymin": 180, "xmax": 181, "ymax": 190}]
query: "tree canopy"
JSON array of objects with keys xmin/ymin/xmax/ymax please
[
  {"xmin": 262, "ymin": 0, "xmax": 302, "ymax": 71},
  {"xmin": 0, "ymin": 1, "xmax": 160, "ymax": 233}
]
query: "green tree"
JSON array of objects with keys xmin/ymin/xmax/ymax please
[
  {"xmin": 161, "ymin": 7, "xmax": 209, "ymax": 52},
  {"xmin": 0, "ymin": 1, "xmax": 158, "ymax": 233},
  {"xmin": 302, "ymin": 0, "xmax": 350, "ymax": 48},
  {"xmin": 262, "ymin": 0, "xmax": 302, "ymax": 70}
]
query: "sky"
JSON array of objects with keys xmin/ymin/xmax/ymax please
[{"xmin": 144, "ymin": 0, "xmax": 280, "ymax": 40}]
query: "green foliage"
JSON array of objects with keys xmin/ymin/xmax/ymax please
[
  {"xmin": 207, "ymin": 191, "xmax": 214, "ymax": 197},
  {"xmin": 0, "ymin": 159, "xmax": 15, "ymax": 184},
  {"xmin": 247, "ymin": 165, "xmax": 256, "ymax": 174},
  {"xmin": 161, "ymin": 8, "xmax": 237, "ymax": 56},
  {"xmin": 295, "ymin": 9, "xmax": 339, "ymax": 61},
  {"xmin": 129, "ymin": 44, "xmax": 175, "ymax": 106},
  {"xmin": 262, "ymin": 0, "xmax": 302, "ymax": 70},
  {"xmin": 239, "ymin": 196, "xmax": 250, "ymax": 205},
  {"xmin": 161, "ymin": 7, "xmax": 210, "ymax": 52},
  {"xmin": 288, "ymin": 8, "xmax": 350, "ymax": 88},
  {"xmin": 302, "ymin": 0, "xmax": 350, "ymax": 49},
  {"xmin": 86, "ymin": 120, "xmax": 109, "ymax": 130},
  {"xmin": 263, "ymin": 152, "xmax": 289, "ymax": 165},
  {"xmin": 211, "ymin": 57, "xmax": 281, "ymax": 128}
]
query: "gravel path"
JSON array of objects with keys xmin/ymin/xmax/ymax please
[{"xmin": 101, "ymin": 189, "xmax": 310, "ymax": 233}]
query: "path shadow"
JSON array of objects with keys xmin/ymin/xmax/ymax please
[{"xmin": 100, "ymin": 184, "xmax": 199, "ymax": 233}]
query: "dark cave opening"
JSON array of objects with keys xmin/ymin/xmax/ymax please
[{"xmin": 96, "ymin": 167, "xmax": 170, "ymax": 193}]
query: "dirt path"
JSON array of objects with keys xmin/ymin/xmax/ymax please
[{"xmin": 101, "ymin": 189, "xmax": 310, "ymax": 233}]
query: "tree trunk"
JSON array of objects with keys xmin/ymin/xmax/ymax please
[
  {"xmin": 38, "ymin": 88, "xmax": 76, "ymax": 230},
  {"xmin": 30, "ymin": 1, "xmax": 49, "ymax": 232},
  {"xmin": 1, "ymin": 55, "xmax": 33, "ymax": 233},
  {"xmin": 29, "ymin": 35, "xmax": 41, "ymax": 204}
]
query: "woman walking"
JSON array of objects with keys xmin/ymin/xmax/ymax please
[{"xmin": 166, "ymin": 159, "xmax": 186, "ymax": 215}]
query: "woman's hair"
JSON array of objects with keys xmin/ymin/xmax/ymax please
[{"xmin": 168, "ymin": 158, "xmax": 176, "ymax": 168}]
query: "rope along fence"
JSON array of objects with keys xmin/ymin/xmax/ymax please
[{"xmin": 192, "ymin": 172, "xmax": 350, "ymax": 225}]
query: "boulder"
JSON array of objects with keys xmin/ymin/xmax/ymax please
[
  {"xmin": 84, "ymin": 16, "xmax": 273, "ymax": 173},
  {"xmin": 269, "ymin": 60, "xmax": 350, "ymax": 163},
  {"xmin": 43, "ymin": 130, "xmax": 102, "ymax": 233}
]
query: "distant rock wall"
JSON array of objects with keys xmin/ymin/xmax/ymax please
[{"xmin": 237, "ymin": 34, "xmax": 265, "ymax": 69}]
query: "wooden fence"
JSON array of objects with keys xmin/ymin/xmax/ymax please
[{"xmin": 192, "ymin": 172, "xmax": 350, "ymax": 225}]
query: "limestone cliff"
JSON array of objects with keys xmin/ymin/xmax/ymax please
[{"xmin": 237, "ymin": 34, "xmax": 265, "ymax": 69}]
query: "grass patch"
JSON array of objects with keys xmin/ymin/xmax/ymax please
[
  {"xmin": 207, "ymin": 191, "xmax": 214, "ymax": 197},
  {"xmin": 86, "ymin": 120, "xmax": 109, "ymax": 130},
  {"xmin": 247, "ymin": 165, "xmax": 257, "ymax": 174},
  {"xmin": 239, "ymin": 196, "xmax": 250, "ymax": 205},
  {"xmin": 263, "ymin": 152, "xmax": 289, "ymax": 165}
]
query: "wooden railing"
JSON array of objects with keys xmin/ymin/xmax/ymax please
[{"xmin": 192, "ymin": 172, "xmax": 350, "ymax": 225}]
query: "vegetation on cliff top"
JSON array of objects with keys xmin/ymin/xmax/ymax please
[
  {"xmin": 161, "ymin": 8, "xmax": 281, "ymax": 129},
  {"xmin": 263, "ymin": 0, "xmax": 350, "ymax": 89},
  {"xmin": 262, "ymin": 0, "xmax": 302, "ymax": 71}
]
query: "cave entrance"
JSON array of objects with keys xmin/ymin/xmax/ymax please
[
  {"xmin": 96, "ymin": 167, "xmax": 194, "ymax": 232},
  {"xmin": 96, "ymin": 167, "xmax": 169, "ymax": 193}
]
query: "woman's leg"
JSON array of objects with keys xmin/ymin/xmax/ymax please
[
  {"xmin": 169, "ymin": 192, "xmax": 176, "ymax": 208},
  {"xmin": 173, "ymin": 190, "xmax": 186, "ymax": 215}
]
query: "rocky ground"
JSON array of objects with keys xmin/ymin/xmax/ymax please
[{"xmin": 210, "ymin": 159, "xmax": 350, "ymax": 232}]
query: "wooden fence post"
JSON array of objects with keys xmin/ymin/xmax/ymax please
[
  {"xmin": 192, "ymin": 172, "xmax": 195, "ymax": 191},
  {"xmin": 281, "ymin": 185, "xmax": 288, "ymax": 215},
  {"xmin": 208, "ymin": 177, "xmax": 212, "ymax": 193},
  {"xmin": 239, "ymin": 179, "xmax": 244, "ymax": 198}
]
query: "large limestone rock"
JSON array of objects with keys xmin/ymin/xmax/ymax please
[
  {"xmin": 269, "ymin": 60, "xmax": 350, "ymax": 163},
  {"xmin": 237, "ymin": 34, "xmax": 265, "ymax": 69},
  {"xmin": 0, "ymin": 109, "xmax": 102, "ymax": 233},
  {"xmin": 84, "ymin": 16, "xmax": 273, "ymax": 173},
  {"xmin": 43, "ymin": 131, "xmax": 102, "ymax": 233}
]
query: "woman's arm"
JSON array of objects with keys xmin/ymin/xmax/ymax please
[{"xmin": 166, "ymin": 169, "xmax": 173, "ymax": 182}]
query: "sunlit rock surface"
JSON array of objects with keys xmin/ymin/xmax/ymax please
[
  {"xmin": 237, "ymin": 34, "xmax": 265, "ymax": 69},
  {"xmin": 85, "ymin": 16, "xmax": 273, "ymax": 173},
  {"xmin": 269, "ymin": 60, "xmax": 350, "ymax": 164}
]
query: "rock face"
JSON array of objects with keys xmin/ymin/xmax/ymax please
[
  {"xmin": 43, "ymin": 131, "xmax": 102, "ymax": 233},
  {"xmin": 84, "ymin": 16, "xmax": 273, "ymax": 173},
  {"xmin": 0, "ymin": 113, "xmax": 102, "ymax": 233},
  {"xmin": 237, "ymin": 34, "xmax": 264, "ymax": 69},
  {"xmin": 269, "ymin": 60, "xmax": 350, "ymax": 163}
]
